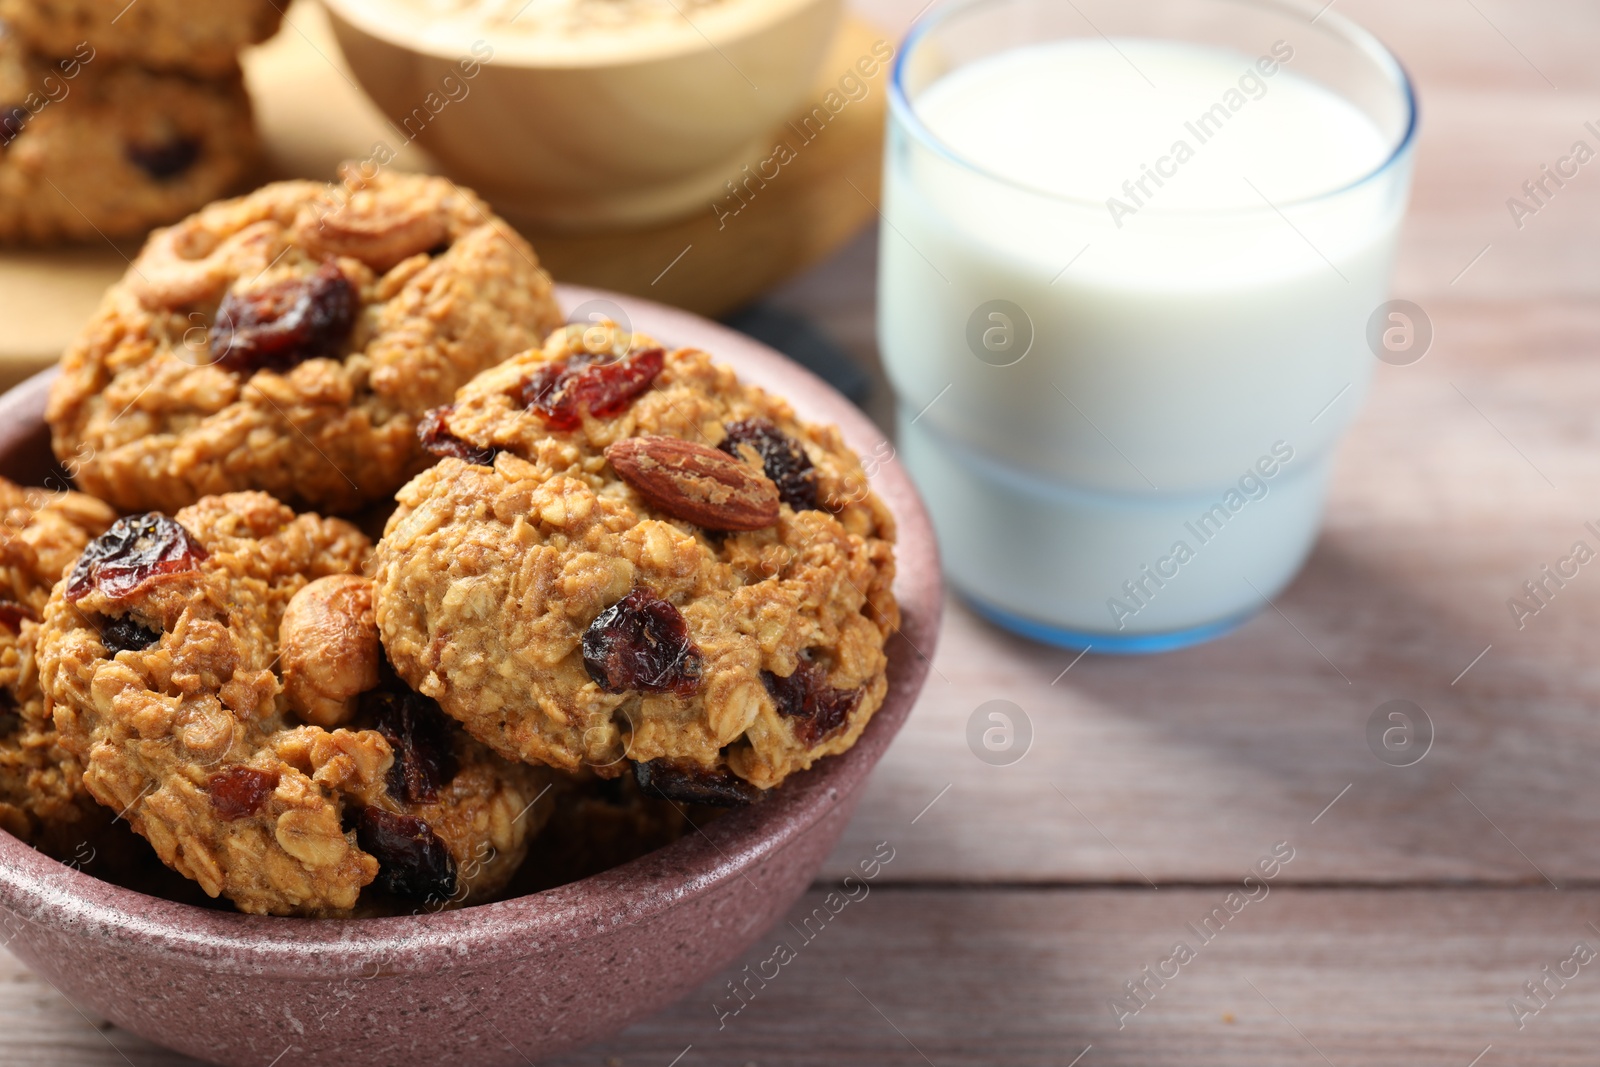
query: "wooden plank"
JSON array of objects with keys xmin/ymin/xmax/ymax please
[
  {"xmin": 547, "ymin": 886, "xmax": 1600, "ymax": 1067},
  {"xmin": 9, "ymin": 886, "xmax": 1600, "ymax": 1066}
]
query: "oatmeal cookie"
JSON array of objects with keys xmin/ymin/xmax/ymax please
[
  {"xmin": 278, "ymin": 574, "xmax": 558, "ymax": 911},
  {"xmin": 46, "ymin": 169, "xmax": 565, "ymax": 514},
  {"xmin": 0, "ymin": 0, "xmax": 283, "ymax": 76},
  {"xmin": 39, "ymin": 493, "xmax": 555, "ymax": 916},
  {"xmin": 0, "ymin": 476, "xmax": 116, "ymax": 853},
  {"xmin": 0, "ymin": 29, "xmax": 258, "ymax": 244},
  {"xmin": 373, "ymin": 323, "xmax": 898, "ymax": 800}
]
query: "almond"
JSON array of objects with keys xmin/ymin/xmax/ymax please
[{"xmin": 606, "ymin": 435, "xmax": 780, "ymax": 531}]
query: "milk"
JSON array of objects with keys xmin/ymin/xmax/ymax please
[{"xmin": 879, "ymin": 36, "xmax": 1412, "ymax": 646}]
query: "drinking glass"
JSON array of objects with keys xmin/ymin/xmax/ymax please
[{"xmin": 878, "ymin": 0, "xmax": 1418, "ymax": 651}]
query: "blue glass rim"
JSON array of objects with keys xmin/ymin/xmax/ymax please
[
  {"xmin": 888, "ymin": 0, "xmax": 1420, "ymax": 218},
  {"xmin": 964, "ymin": 593, "xmax": 1259, "ymax": 654}
]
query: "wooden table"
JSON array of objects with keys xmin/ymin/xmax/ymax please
[{"xmin": 7, "ymin": 0, "xmax": 1600, "ymax": 1064}]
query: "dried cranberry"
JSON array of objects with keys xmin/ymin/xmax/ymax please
[
  {"xmin": 209, "ymin": 261, "xmax": 357, "ymax": 375},
  {"xmin": 356, "ymin": 806, "xmax": 457, "ymax": 901},
  {"xmin": 418, "ymin": 406, "xmax": 498, "ymax": 467},
  {"xmin": 126, "ymin": 137, "xmax": 200, "ymax": 180},
  {"xmin": 0, "ymin": 107, "xmax": 26, "ymax": 148},
  {"xmin": 361, "ymin": 682, "xmax": 459, "ymax": 805},
  {"xmin": 519, "ymin": 347, "xmax": 663, "ymax": 431},
  {"xmin": 633, "ymin": 759, "xmax": 760, "ymax": 807},
  {"xmin": 100, "ymin": 615, "xmax": 161, "ymax": 654},
  {"xmin": 719, "ymin": 419, "xmax": 817, "ymax": 511},
  {"xmin": 208, "ymin": 767, "xmax": 280, "ymax": 820},
  {"xmin": 66, "ymin": 513, "xmax": 208, "ymax": 603},
  {"xmin": 582, "ymin": 588, "xmax": 703, "ymax": 696},
  {"xmin": 762, "ymin": 660, "xmax": 860, "ymax": 747},
  {"xmin": 0, "ymin": 599, "xmax": 36, "ymax": 631}
]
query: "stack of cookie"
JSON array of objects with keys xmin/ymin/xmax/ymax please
[
  {"xmin": 1, "ymin": 166, "xmax": 899, "ymax": 918},
  {"xmin": 0, "ymin": 0, "xmax": 280, "ymax": 243}
]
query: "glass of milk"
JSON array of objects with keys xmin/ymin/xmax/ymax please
[{"xmin": 879, "ymin": 0, "xmax": 1417, "ymax": 652}]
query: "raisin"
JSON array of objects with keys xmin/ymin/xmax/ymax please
[
  {"xmin": 126, "ymin": 137, "xmax": 200, "ymax": 180},
  {"xmin": 208, "ymin": 767, "xmax": 281, "ymax": 820},
  {"xmin": 582, "ymin": 588, "xmax": 703, "ymax": 696},
  {"xmin": 66, "ymin": 513, "xmax": 208, "ymax": 603},
  {"xmin": 0, "ymin": 688, "xmax": 18, "ymax": 736},
  {"xmin": 361, "ymin": 681, "xmax": 459, "ymax": 805},
  {"xmin": 0, "ymin": 106, "xmax": 26, "ymax": 148},
  {"xmin": 356, "ymin": 806, "xmax": 457, "ymax": 901},
  {"xmin": 209, "ymin": 260, "xmax": 357, "ymax": 375},
  {"xmin": 633, "ymin": 759, "xmax": 760, "ymax": 807},
  {"xmin": 719, "ymin": 419, "xmax": 818, "ymax": 511},
  {"xmin": 100, "ymin": 615, "xmax": 161, "ymax": 654},
  {"xmin": 0, "ymin": 599, "xmax": 36, "ymax": 631},
  {"xmin": 762, "ymin": 660, "xmax": 860, "ymax": 747},
  {"xmin": 417, "ymin": 406, "xmax": 498, "ymax": 467},
  {"xmin": 518, "ymin": 346, "xmax": 664, "ymax": 430}
]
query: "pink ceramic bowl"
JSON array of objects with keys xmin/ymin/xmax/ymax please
[{"xmin": 0, "ymin": 286, "xmax": 940, "ymax": 1066}]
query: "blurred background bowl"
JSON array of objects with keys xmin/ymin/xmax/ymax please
[{"xmin": 322, "ymin": 0, "xmax": 844, "ymax": 229}]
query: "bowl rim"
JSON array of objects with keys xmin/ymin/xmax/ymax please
[
  {"xmin": 0, "ymin": 284, "xmax": 941, "ymax": 977},
  {"xmin": 320, "ymin": 0, "xmax": 835, "ymax": 68}
]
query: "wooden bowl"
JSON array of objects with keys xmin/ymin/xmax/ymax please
[
  {"xmin": 0, "ymin": 286, "xmax": 940, "ymax": 1066},
  {"xmin": 322, "ymin": 0, "xmax": 844, "ymax": 229}
]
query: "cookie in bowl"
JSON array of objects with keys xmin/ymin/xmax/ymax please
[
  {"xmin": 46, "ymin": 168, "xmax": 565, "ymax": 514},
  {"xmin": 373, "ymin": 322, "xmax": 898, "ymax": 803},
  {"xmin": 0, "ymin": 0, "xmax": 283, "ymax": 76},
  {"xmin": 0, "ymin": 476, "xmax": 116, "ymax": 854},
  {"xmin": 0, "ymin": 29, "xmax": 258, "ymax": 243},
  {"xmin": 37, "ymin": 492, "xmax": 556, "ymax": 916}
]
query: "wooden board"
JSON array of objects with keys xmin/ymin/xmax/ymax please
[{"xmin": 0, "ymin": 0, "xmax": 890, "ymax": 384}]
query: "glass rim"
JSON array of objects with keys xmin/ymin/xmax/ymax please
[{"xmin": 888, "ymin": 0, "xmax": 1420, "ymax": 216}]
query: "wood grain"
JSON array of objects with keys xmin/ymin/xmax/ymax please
[{"xmin": 5, "ymin": 0, "xmax": 1600, "ymax": 1063}]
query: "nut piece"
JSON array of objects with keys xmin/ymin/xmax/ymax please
[
  {"xmin": 280, "ymin": 575, "xmax": 381, "ymax": 727},
  {"xmin": 296, "ymin": 197, "xmax": 450, "ymax": 273},
  {"xmin": 605, "ymin": 435, "xmax": 780, "ymax": 531}
]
